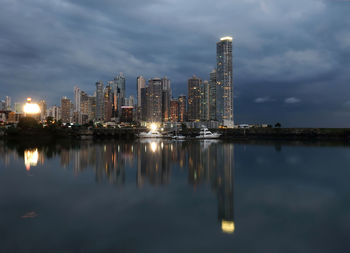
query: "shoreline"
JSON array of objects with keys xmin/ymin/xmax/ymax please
[{"xmin": 1, "ymin": 127, "xmax": 350, "ymax": 143}]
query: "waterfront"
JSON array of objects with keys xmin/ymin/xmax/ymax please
[{"xmin": 0, "ymin": 140, "xmax": 349, "ymax": 252}]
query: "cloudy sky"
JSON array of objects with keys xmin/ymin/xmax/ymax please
[{"xmin": 0, "ymin": 0, "xmax": 350, "ymax": 127}]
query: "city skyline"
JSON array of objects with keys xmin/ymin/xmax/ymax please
[
  {"xmin": 1, "ymin": 0, "xmax": 350, "ymax": 127},
  {"xmin": 0, "ymin": 37, "xmax": 234, "ymax": 126}
]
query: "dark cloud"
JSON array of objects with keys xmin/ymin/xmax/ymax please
[{"xmin": 0, "ymin": 0, "xmax": 349, "ymax": 126}]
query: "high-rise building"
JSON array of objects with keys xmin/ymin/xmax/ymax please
[
  {"xmin": 137, "ymin": 76, "xmax": 146, "ymax": 107},
  {"xmin": 201, "ymin": 80, "xmax": 210, "ymax": 121},
  {"xmin": 187, "ymin": 75, "xmax": 202, "ymax": 122},
  {"xmin": 140, "ymin": 87, "xmax": 148, "ymax": 121},
  {"xmin": 104, "ymin": 84, "xmax": 112, "ymax": 122},
  {"xmin": 95, "ymin": 81, "xmax": 104, "ymax": 121},
  {"xmin": 74, "ymin": 86, "xmax": 81, "ymax": 112},
  {"xmin": 113, "ymin": 73, "xmax": 126, "ymax": 118},
  {"xmin": 39, "ymin": 100, "xmax": 47, "ymax": 121},
  {"xmin": 88, "ymin": 96, "xmax": 96, "ymax": 121},
  {"xmin": 147, "ymin": 78, "xmax": 162, "ymax": 122},
  {"xmin": 120, "ymin": 106, "xmax": 133, "ymax": 123},
  {"xmin": 14, "ymin": 103, "xmax": 23, "ymax": 113},
  {"xmin": 0, "ymin": 100, "xmax": 6, "ymax": 111},
  {"xmin": 209, "ymin": 69, "xmax": 217, "ymax": 121},
  {"xmin": 216, "ymin": 36, "xmax": 234, "ymax": 127},
  {"xmin": 124, "ymin": 95, "xmax": 135, "ymax": 107},
  {"xmin": 178, "ymin": 95, "xmax": 187, "ymax": 122},
  {"xmin": 161, "ymin": 77, "xmax": 171, "ymax": 122},
  {"xmin": 47, "ymin": 105, "xmax": 61, "ymax": 121},
  {"xmin": 170, "ymin": 99, "xmax": 179, "ymax": 122},
  {"xmin": 61, "ymin": 97, "xmax": 71, "ymax": 123},
  {"xmin": 5, "ymin": 96, "xmax": 11, "ymax": 110},
  {"xmin": 80, "ymin": 91, "xmax": 89, "ymax": 124}
]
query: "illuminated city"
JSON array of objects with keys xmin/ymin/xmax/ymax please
[{"xmin": 1, "ymin": 0, "xmax": 350, "ymax": 252}]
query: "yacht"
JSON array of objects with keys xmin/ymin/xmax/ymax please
[
  {"xmin": 196, "ymin": 126, "xmax": 221, "ymax": 139},
  {"xmin": 172, "ymin": 135, "xmax": 186, "ymax": 140},
  {"xmin": 138, "ymin": 130, "xmax": 164, "ymax": 138}
]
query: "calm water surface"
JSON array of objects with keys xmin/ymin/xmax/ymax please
[{"xmin": 0, "ymin": 139, "xmax": 349, "ymax": 252}]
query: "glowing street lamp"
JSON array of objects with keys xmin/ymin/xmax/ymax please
[
  {"xmin": 23, "ymin": 98, "xmax": 41, "ymax": 115},
  {"xmin": 149, "ymin": 123, "xmax": 158, "ymax": 132}
]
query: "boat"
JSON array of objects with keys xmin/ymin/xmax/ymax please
[
  {"xmin": 138, "ymin": 130, "xmax": 164, "ymax": 138},
  {"xmin": 171, "ymin": 128, "xmax": 186, "ymax": 140},
  {"xmin": 172, "ymin": 135, "xmax": 186, "ymax": 140},
  {"xmin": 196, "ymin": 126, "xmax": 221, "ymax": 139}
]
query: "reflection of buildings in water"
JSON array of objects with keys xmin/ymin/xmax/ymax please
[
  {"xmin": 188, "ymin": 140, "xmax": 235, "ymax": 234},
  {"xmin": 0, "ymin": 143, "xmax": 20, "ymax": 167},
  {"xmin": 95, "ymin": 144, "xmax": 126, "ymax": 185},
  {"xmin": 59, "ymin": 142, "xmax": 131, "ymax": 185},
  {"xmin": 2, "ymin": 140, "xmax": 234, "ymax": 233},
  {"xmin": 137, "ymin": 140, "xmax": 171, "ymax": 187},
  {"xmin": 216, "ymin": 143, "xmax": 234, "ymax": 234}
]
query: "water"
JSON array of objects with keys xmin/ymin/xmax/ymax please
[{"xmin": 0, "ymin": 139, "xmax": 349, "ymax": 253}]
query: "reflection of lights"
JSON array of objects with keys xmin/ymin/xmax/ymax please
[
  {"xmin": 150, "ymin": 123, "xmax": 158, "ymax": 131},
  {"xmin": 23, "ymin": 98, "xmax": 41, "ymax": 114},
  {"xmin": 221, "ymin": 220, "xmax": 235, "ymax": 234},
  {"xmin": 150, "ymin": 142, "xmax": 157, "ymax": 153},
  {"xmin": 24, "ymin": 149, "xmax": 39, "ymax": 171}
]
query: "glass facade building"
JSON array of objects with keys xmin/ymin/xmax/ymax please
[{"xmin": 216, "ymin": 37, "xmax": 233, "ymax": 127}]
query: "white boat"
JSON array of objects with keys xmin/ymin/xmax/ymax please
[
  {"xmin": 196, "ymin": 126, "xmax": 221, "ymax": 139},
  {"xmin": 138, "ymin": 130, "xmax": 164, "ymax": 138},
  {"xmin": 172, "ymin": 135, "xmax": 186, "ymax": 140}
]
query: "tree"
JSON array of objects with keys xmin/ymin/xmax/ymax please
[
  {"xmin": 275, "ymin": 122, "xmax": 282, "ymax": 128},
  {"xmin": 17, "ymin": 117, "xmax": 41, "ymax": 129}
]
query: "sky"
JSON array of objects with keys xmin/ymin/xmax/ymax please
[{"xmin": 0, "ymin": 0, "xmax": 350, "ymax": 127}]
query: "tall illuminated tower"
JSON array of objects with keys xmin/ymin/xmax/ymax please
[
  {"xmin": 95, "ymin": 81, "xmax": 104, "ymax": 121},
  {"xmin": 188, "ymin": 75, "xmax": 202, "ymax": 122},
  {"xmin": 216, "ymin": 36, "xmax": 233, "ymax": 127}
]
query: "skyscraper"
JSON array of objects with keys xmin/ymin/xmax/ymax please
[
  {"xmin": 39, "ymin": 100, "xmax": 47, "ymax": 121},
  {"xmin": 161, "ymin": 76, "xmax": 171, "ymax": 122},
  {"xmin": 137, "ymin": 76, "xmax": 146, "ymax": 107},
  {"xmin": 216, "ymin": 36, "xmax": 233, "ymax": 127},
  {"xmin": 5, "ymin": 96, "xmax": 11, "ymax": 110},
  {"xmin": 140, "ymin": 87, "xmax": 148, "ymax": 121},
  {"xmin": 178, "ymin": 95, "xmax": 187, "ymax": 122},
  {"xmin": 74, "ymin": 86, "xmax": 81, "ymax": 113},
  {"xmin": 201, "ymin": 80, "xmax": 210, "ymax": 121},
  {"xmin": 61, "ymin": 96, "xmax": 71, "ymax": 123},
  {"xmin": 114, "ymin": 72, "xmax": 126, "ymax": 117},
  {"xmin": 187, "ymin": 75, "xmax": 202, "ymax": 122},
  {"xmin": 88, "ymin": 95, "xmax": 96, "ymax": 121},
  {"xmin": 79, "ymin": 91, "xmax": 89, "ymax": 124},
  {"xmin": 147, "ymin": 78, "xmax": 162, "ymax": 122},
  {"xmin": 209, "ymin": 69, "xmax": 217, "ymax": 121},
  {"xmin": 95, "ymin": 81, "xmax": 104, "ymax": 121},
  {"xmin": 104, "ymin": 84, "xmax": 112, "ymax": 122},
  {"xmin": 170, "ymin": 99, "xmax": 179, "ymax": 122}
]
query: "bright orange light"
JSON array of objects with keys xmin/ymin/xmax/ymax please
[
  {"xmin": 23, "ymin": 102, "xmax": 41, "ymax": 114},
  {"xmin": 24, "ymin": 149, "xmax": 39, "ymax": 170},
  {"xmin": 149, "ymin": 123, "xmax": 158, "ymax": 132}
]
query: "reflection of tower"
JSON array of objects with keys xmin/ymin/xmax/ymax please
[
  {"xmin": 216, "ymin": 143, "xmax": 234, "ymax": 234},
  {"xmin": 94, "ymin": 143, "xmax": 126, "ymax": 185},
  {"xmin": 60, "ymin": 149, "xmax": 70, "ymax": 168}
]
